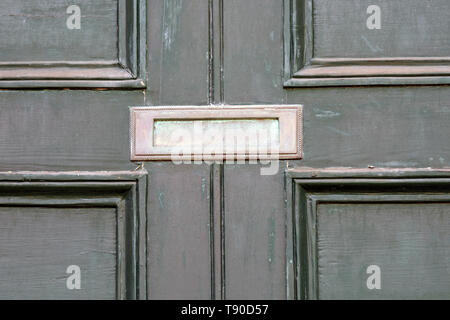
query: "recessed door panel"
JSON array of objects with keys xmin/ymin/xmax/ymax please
[
  {"xmin": 287, "ymin": 170, "xmax": 450, "ymax": 300},
  {"xmin": 313, "ymin": 0, "xmax": 450, "ymax": 58},
  {"xmin": 317, "ymin": 203, "xmax": 450, "ymax": 300},
  {"xmin": 0, "ymin": 0, "xmax": 146, "ymax": 88},
  {"xmin": 284, "ymin": 0, "xmax": 450, "ymax": 86},
  {"xmin": 0, "ymin": 172, "xmax": 147, "ymax": 300},
  {"xmin": 0, "ymin": 207, "xmax": 117, "ymax": 300},
  {"xmin": 0, "ymin": 0, "xmax": 118, "ymax": 62}
]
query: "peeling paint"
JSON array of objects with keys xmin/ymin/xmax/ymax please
[
  {"xmin": 162, "ymin": 0, "xmax": 183, "ymax": 52},
  {"xmin": 361, "ymin": 35, "xmax": 382, "ymax": 53},
  {"xmin": 374, "ymin": 161, "xmax": 419, "ymax": 167},
  {"xmin": 267, "ymin": 215, "xmax": 275, "ymax": 266},
  {"xmin": 287, "ymin": 167, "xmax": 450, "ymax": 174},
  {"xmin": 158, "ymin": 192, "xmax": 165, "ymax": 209},
  {"xmin": 326, "ymin": 126, "xmax": 350, "ymax": 136},
  {"xmin": 270, "ymin": 30, "xmax": 275, "ymax": 41},
  {"xmin": 314, "ymin": 108, "xmax": 341, "ymax": 119},
  {"xmin": 201, "ymin": 177, "xmax": 207, "ymax": 200}
]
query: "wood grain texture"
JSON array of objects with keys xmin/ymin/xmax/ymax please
[
  {"xmin": 146, "ymin": 163, "xmax": 211, "ymax": 299},
  {"xmin": 1, "ymin": 0, "xmax": 450, "ymax": 301},
  {"xmin": 0, "ymin": 207, "xmax": 117, "ymax": 300},
  {"xmin": 313, "ymin": 0, "xmax": 450, "ymax": 58},
  {"xmin": 285, "ymin": 0, "xmax": 450, "ymax": 86},
  {"xmin": 0, "ymin": 90, "xmax": 144, "ymax": 171},
  {"xmin": 224, "ymin": 165, "xmax": 286, "ymax": 299},
  {"xmin": 286, "ymin": 170, "xmax": 450, "ymax": 300},
  {"xmin": 286, "ymin": 86, "xmax": 450, "ymax": 168},
  {"xmin": 221, "ymin": 0, "xmax": 450, "ymax": 301},
  {"xmin": 143, "ymin": 0, "xmax": 213, "ymax": 300},
  {"xmin": 317, "ymin": 203, "xmax": 450, "ymax": 300},
  {"xmin": 0, "ymin": 0, "xmax": 146, "ymax": 88},
  {"xmin": 0, "ymin": 0, "xmax": 118, "ymax": 62},
  {"xmin": 0, "ymin": 171, "xmax": 148, "ymax": 300},
  {"xmin": 224, "ymin": 0, "xmax": 285, "ymax": 104},
  {"xmin": 146, "ymin": 0, "xmax": 209, "ymax": 105}
]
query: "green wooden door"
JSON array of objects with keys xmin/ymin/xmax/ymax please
[{"xmin": 0, "ymin": 0, "xmax": 449, "ymax": 300}]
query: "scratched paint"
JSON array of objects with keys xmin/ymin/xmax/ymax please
[
  {"xmin": 162, "ymin": 0, "xmax": 183, "ymax": 51},
  {"xmin": 201, "ymin": 177, "xmax": 207, "ymax": 200},
  {"xmin": 267, "ymin": 215, "xmax": 275, "ymax": 267},
  {"xmin": 158, "ymin": 191, "xmax": 165, "ymax": 210},
  {"xmin": 314, "ymin": 108, "xmax": 341, "ymax": 119}
]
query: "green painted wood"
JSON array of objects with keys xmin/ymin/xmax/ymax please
[
  {"xmin": 0, "ymin": 207, "xmax": 117, "ymax": 300},
  {"xmin": 147, "ymin": 0, "xmax": 209, "ymax": 105},
  {"xmin": 0, "ymin": 172, "xmax": 147, "ymax": 299},
  {"xmin": 286, "ymin": 170, "xmax": 450, "ymax": 299},
  {"xmin": 144, "ymin": 0, "xmax": 213, "ymax": 300},
  {"xmin": 0, "ymin": 0, "xmax": 146, "ymax": 88},
  {"xmin": 313, "ymin": 0, "xmax": 450, "ymax": 58},
  {"xmin": 224, "ymin": 0, "xmax": 285, "ymax": 104},
  {"xmin": 0, "ymin": 0, "xmax": 117, "ymax": 62},
  {"xmin": 286, "ymin": 86, "xmax": 450, "ymax": 168},
  {"xmin": 224, "ymin": 165, "xmax": 286, "ymax": 299},
  {"xmin": 1, "ymin": 0, "xmax": 450, "ymax": 301},
  {"xmin": 284, "ymin": 0, "xmax": 450, "ymax": 86},
  {"xmin": 317, "ymin": 202, "xmax": 450, "ymax": 300},
  {"xmin": 146, "ymin": 163, "xmax": 212, "ymax": 299},
  {"xmin": 0, "ymin": 90, "xmax": 144, "ymax": 171}
]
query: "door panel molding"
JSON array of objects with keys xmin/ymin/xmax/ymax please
[
  {"xmin": 0, "ymin": 171, "xmax": 147, "ymax": 300},
  {"xmin": 284, "ymin": 0, "xmax": 450, "ymax": 87},
  {"xmin": 0, "ymin": 0, "xmax": 146, "ymax": 89},
  {"xmin": 286, "ymin": 168, "xmax": 450, "ymax": 300}
]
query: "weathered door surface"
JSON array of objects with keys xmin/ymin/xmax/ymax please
[{"xmin": 0, "ymin": 0, "xmax": 449, "ymax": 300}]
